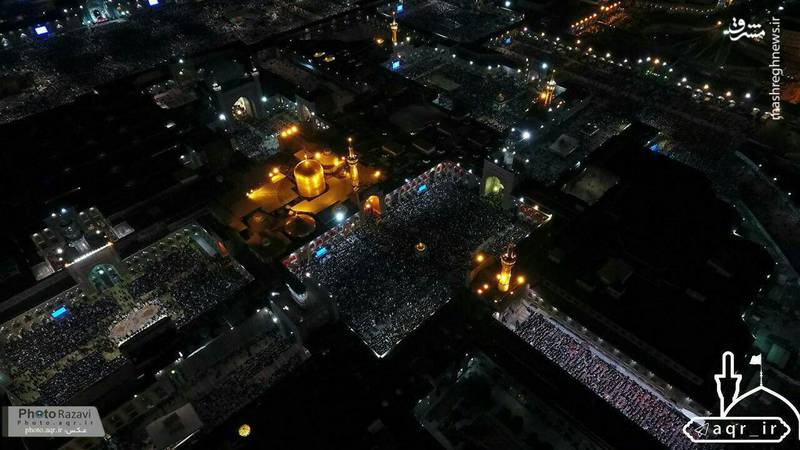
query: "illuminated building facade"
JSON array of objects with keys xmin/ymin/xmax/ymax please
[
  {"xmin": 481, "ymin": 159, "xmax": 516, "ymax": 209},
  {"xmin": 199, "ymin": 57, "xmax": 266, "ymax": 125},
  {"xmin": 82, "ymin": 0, "xmax": 120, "ymax": 25},
  {"xmin": 497, "ymin": 244, "xmax": 517, "ymax": 293},
  {"xmin": 30, "ymin": 206, "xmax": 122, "ymax": 281},
  {"xmin": 294, "ymin": 158, "xmax": 327, "ymax": 198}
]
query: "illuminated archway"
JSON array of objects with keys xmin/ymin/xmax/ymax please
[
  {"xmin": 484, "ymin": 176, "xmax": 504, "ymax": 196},
  {"xmin": 231, "ymin": 97, "xmax": 255, "ymax": 121},
  {"xmin": 84, "ymin": 0, "xmax": 113, "ymax": 23},
  {"xmin": 365, "ymin": 195, "xmax": 382, "ymax": 216},
  {"xmin": 87, "ymin": 264, "xmax": 122, "ymax": 292}
]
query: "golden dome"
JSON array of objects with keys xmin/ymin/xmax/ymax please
[
  {"xmin": 295, "ymin": 158, "xmax": 324, "ymax": 177},
  {"xmin": 294, "ymin": 159, "xmax": 326, "ymax": 198}
]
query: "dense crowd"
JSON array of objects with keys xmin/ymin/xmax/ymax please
[
  {"xmin": 0, "ymin": 296, "xmax": 123, "ymax": 405},
  {"xmin": 1, "ymin": 296, "xmax": 119, "ymax": 373},
  {"xmin": 127, "ymin": 239, "xmax": 251, "ymax": 327},
  {"xmin": 394, "ymin": 45, "xmax": 530, "ymax": 136},
  {"xmin": 502, "ymin": 303, "xmax": 692, "ymax": 450},
  {"xmin": 0, "ymin": 0, "xmax": 353, "ymax": 123},
  {"xmin": 391, "ymin": 0, "xmax": 521, "ymax": 43},
  {"xmin": 299, "ymin": 178, "xmax": 521, "ymax": 356},
  {"xmin": 38, "ymin": 353, "xmax": 127, "ymax": 406},
  {"xmin": 194, "ymin": 328, "xmax": 301, "ymax": 425}
]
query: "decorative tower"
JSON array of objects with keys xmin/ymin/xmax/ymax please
[
  {"xmin": 540, "ymin": 73, "xmax": 557, "ymax": 108},
  {"xmin": 346, "ymin": 137, "xmax": 360, "ymax": 189},
  {"xmin": 390, "ymin": 13, "xmax": 399, "ymax": 46},
  {"xmin": 497, "ymin": 244, "xmax": 517, "ymax": 293}
]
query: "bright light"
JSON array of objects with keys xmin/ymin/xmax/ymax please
[
  {"xmin": 505, "ymin": 0, "xmax": 511, "ymax": 6},
  {"xmin": 238, "ymin": 424, "xmax": 251, "ymax": 437},
  {"xmin": 476, "ymin": 254, "xmax": 485, "ymax": 263},
  {"xmin": 373, "ymin": 170, "xmax": 381, "ymax": 177},
  {"xmin": 218, "ymin": 113, "xmax": 227, "ymax": 121},
  {"xmin": 261, "ymin": 96, "xmax": 267, "ymax": 103},
  {"xmin": 517, "ymin": 275, "xmax": 525, "ymax": 284},
  {"xmin": 148, "ymin": 0, "xmax": 159, "ymax": 5},
  {"xmin": 541, "ymin": 63, "xmax": 548, "ymax": 69},
  {"xmin": 34, "ymin": 25, "xmax": 49, "ymax": 36},
  {"xmin": 335, "ymin": 212, "xmax": 345, "ymax": 222},
  {"xmin": 745, "ymin": 92, "xmax": 751, "ymax": 99},
  {"xmin": 521, "ymin": 131, "xmax": 531, "ymax": 140}
]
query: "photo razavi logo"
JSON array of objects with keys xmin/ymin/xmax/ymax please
[{"xmin": 683, "ymin": 352, "xmax": 799, "ymax": 444}]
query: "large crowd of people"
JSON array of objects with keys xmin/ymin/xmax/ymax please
[
  {"xmin": 0, "ymin": 225, "xmax": 252, "ymax": 406},
  {"xmin": 390, "ymin": 0, "xmax": 521, "ymax": 43},
  {"xmin": 38, "ymin": 353, "xmax": 127, "ymax": 406},
  {"xmin": 2, "ymin": 296, "xmax": 119, "ymax": 374},
  {"xmin": 127, "ymin": 234, "xmax": 251, "ymax": 328},
  {"xmin": 0, "ymin": 296, "xmax": 121, "ymax": 404},
  {"xmin": 193, "ymin": 327, "xmax": 302, "ymax": 426},
  {"xmin": 501, "ymin": 302, "xmax": 692, "ymax": 450},
  {"xmin": 0, "ymin": 0, "xmax": 353, "ymax": 123},
  {"xmin": 298, "ymin": 177, "xmax": 524, "ymax": 356}
]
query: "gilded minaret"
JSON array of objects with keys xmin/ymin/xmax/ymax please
[
  {"xmin": 540, "ymin": 72, "xmax": 557, "ymax": 107},
  {"xmin": 346, "ymin": 137, "xmax": 360, "ymax": 189},
  {"xmin": 390, "ymin": 12, "xmax": 399, "ymax": 45},
  {"xmin": 497, "ymin": 244, "xmax": 517, "ymax": 293}
]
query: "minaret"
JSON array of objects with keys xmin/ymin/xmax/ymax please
[
  {"xmin": 540, "ymin": 72, "xmax": 557, "ymax": 107},
  {"xmin": 497, "ymin": 244, "xmax": 517, "ymax": 293},
  {"xmin": 390, "ymin": 13, "xmax": 399, "ymax": 46},
  {"xmin": 346, "ymin": 137, "xmax": 360, "ymax": 189}
]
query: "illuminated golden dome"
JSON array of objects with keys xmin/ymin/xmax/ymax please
[{"xmin": 294, "ymin": 159, "xmax": 326, "ymax": 198}]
